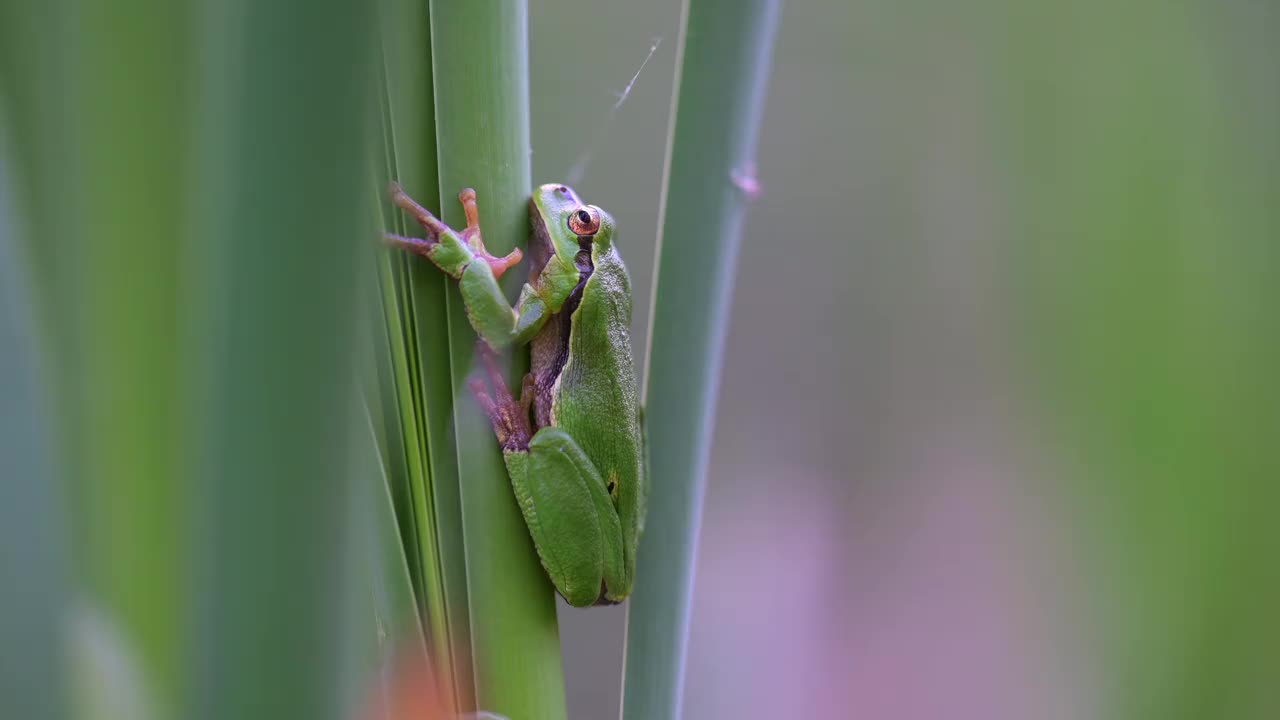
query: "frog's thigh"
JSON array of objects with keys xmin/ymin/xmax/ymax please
[{"xmin": 512, "ymin": 427, "xmax": 624, "ymax": 607}]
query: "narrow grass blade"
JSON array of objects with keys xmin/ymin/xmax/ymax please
[
  {"xmin": 185, "ymin": 1, "xmax": 377, "ymax": 718},
  {"xmin": 371, "ymin": 28, "xmax": 453, "ymax": 686},
  {"xmin": 372, "ymin": 0, "xmax": 475, "ymax": 707},
  {"xmin": 356, "ymin": 399, "xmax": 439, "ymax": 720},
  {"xmin": 430, "ymin": 2, "xmax": 568, "ymax": 718},
  {"xmin": 623, "ymin": 1, "xmax": 783, "ymax": 719}
]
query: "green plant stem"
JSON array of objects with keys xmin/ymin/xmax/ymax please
[
  {"xmin": 623, "ymin": 1, "xmax": 782, "ymax": 719},
  {"xmin": 1, "ymin": 0, "xmax": 194, "ymax": 712},
  {"xmin": 186, "ymin": 1, "xmax": 376, "ymax": 718},
  {"xmin": 429, "ymin": 2, "xmax": 568, "ymax": 718},
  {"xmin": 376, "ymin": 2, "xmax": 477, "ymax": 699},
  {"xmin": 372, "ymin": 0, "xmax": 465, "ymax": 691}
]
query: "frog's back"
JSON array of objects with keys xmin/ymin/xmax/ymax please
[{"xmin": 550, "ymin": 245, "xmax": 644, "ymax": 562}]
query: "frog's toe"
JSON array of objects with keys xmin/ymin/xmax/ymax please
[{"xmin": 482, "ymin": 247, "xmax": 523, "ymax": 280}]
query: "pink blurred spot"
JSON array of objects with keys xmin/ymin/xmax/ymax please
[{"xmin": 731, "ymin": 164, "xmax": 762, "ymax": 199}]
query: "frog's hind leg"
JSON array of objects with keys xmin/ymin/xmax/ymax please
[
  {"xmin": 507, "ymin": 427, "xmax": 627, "ymax": 607},
  {"xmin": 466, "ymin": 346, "xmax": 532, "ymax": 451}
]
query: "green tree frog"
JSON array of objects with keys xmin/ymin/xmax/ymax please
[{"xmin": 384, "ymin": 183, "xmax": 646, "ymax": 607}]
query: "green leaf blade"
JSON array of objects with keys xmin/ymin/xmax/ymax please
[
  {"xmin": 430, "ymin": 1, "xmax": 568, "ymax": 718},
  {"xmin": 623, "ymin": 2, "xmax": 783, "ymax": 719}
]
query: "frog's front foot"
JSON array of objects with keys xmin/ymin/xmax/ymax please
[
  {"xmin": 467, "ymin": 345, "xmax": 533, "ymax": 452},
  {"xmin": 384, "ymin": 183, "xmax": 522, "ymax": 280},
  {"xmin": 457, "ymin": 188, "xmax": 523, "ymax": 280},
  {"xmin": 383, "ymin": 182, "xmax": 445, "ymax": 254}
]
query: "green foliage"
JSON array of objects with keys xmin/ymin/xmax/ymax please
[
  {"xmin": 370, "ymin": 1, "xmax": 568, "ymax": 718},
  {"xmin": 429, "ymin": 2, "xmax": 569, "ymax": 718},
  {"xmin": 999, "ymin": 1, "xmax": 1280, "ymax": 717},
  {"xmin": 2, "ymin": 0, "xmax": 382, "ymax": 717},
  {"xmin": 622, "ymin": 2, "xmax": 782, "ymax": 719},
  {"xmin": 370, "ymin": 0, "xmax": 470, "ymax": 707},
  {"xmin": 176, "ymin": 2, "xmax": 379, "ymax": 717},
  {"xmin": 1, "ymin": 1, "xmax": 780, "ymax": 718}
]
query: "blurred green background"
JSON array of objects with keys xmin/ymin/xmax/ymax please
[
  {"xmin": 535, "ymin": 0, "xmax": 1279, "ymax": 718},
  {"xmin": 3, "ymin": 0, "xmax": 1277, "ymax": 718}
]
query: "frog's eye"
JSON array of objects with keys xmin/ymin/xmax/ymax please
[{"xmin": 567, "ymin": 206, "xmax": 601, "ymax": 237}]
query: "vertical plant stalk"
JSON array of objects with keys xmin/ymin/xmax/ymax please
[
  {"xmin": 187, "ymin": 1, "xmax": 376, "ymax": 718},
  {"xmin": 623, "ymin": 1, "xmax": 782, "ymax": 719},
  {"xmin": 372, "ymin": 0, "xmax": 475, "ymax": 707},
  {"xmin": 2, "ymin": 0, "xmax": 193, "ymax": 712},
  {"xmin": 80, "ymin": 0, "xmax": 193, "ymax": 709},
  {"xmin": 429, "ymin": 2, "xmax": 568, "ymax": 719}
]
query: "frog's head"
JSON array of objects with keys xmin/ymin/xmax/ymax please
[{"xmin": 531, "ymin": 183, "xmax": 617, "ymax": 262}]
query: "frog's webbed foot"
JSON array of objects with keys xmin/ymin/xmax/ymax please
[
  {"xmin": 384, "ymin": 183, "xmax": 522, "ymax": 280},
  {"xmin": 383, "ymin": 182, "xmax": 446, "ymax": 256},
  {"xmin": 457, "ymin": 188, "xmax": 523, "ymax": 280},
  {"xmin": 466, "ymin": 345, "xmax": 532, "ymax": 451}
]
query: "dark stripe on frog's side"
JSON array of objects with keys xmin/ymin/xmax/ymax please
[
  {"xmin": 526, "ymin": 202, "xmax": 555, "ymax": 283},
  {"xmin": 545, "ymin": 243, "xmax": 642, "ymax": 605},
  {"xmin": 531, "ymin": 237, "xmax": 594, "ymax": 427}
]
